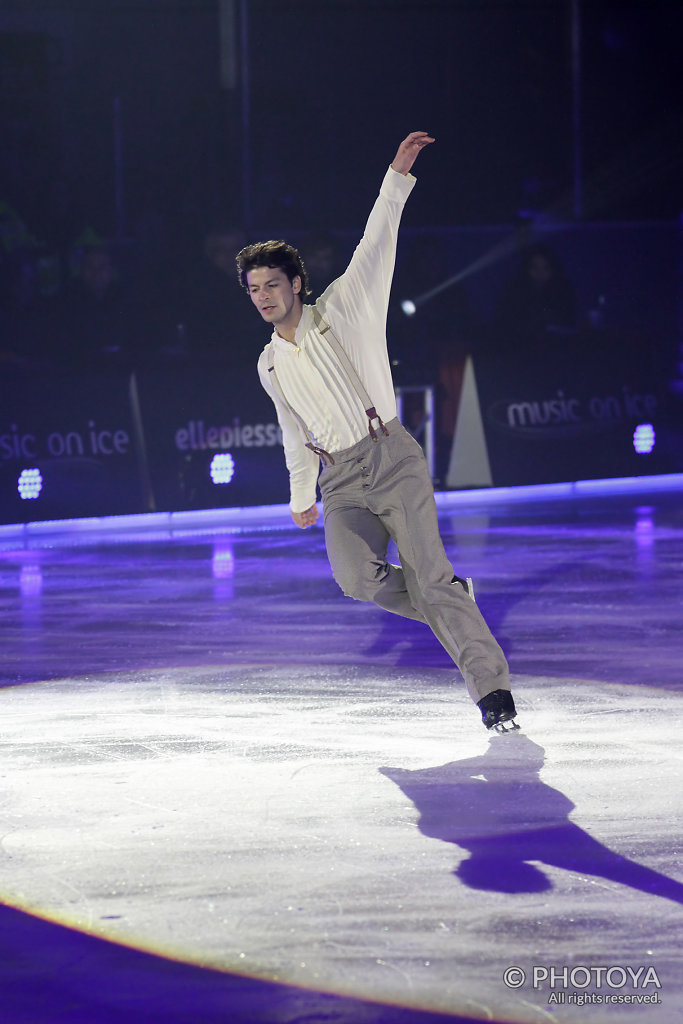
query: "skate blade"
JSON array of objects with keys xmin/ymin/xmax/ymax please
[{"xmin": 494, "ymin": 718, "xmax": 520, "ymax": 733}]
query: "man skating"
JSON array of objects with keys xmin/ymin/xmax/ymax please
[{"xmin": 236, "ymin": 132, "xmax": 517, "ymax": 731}]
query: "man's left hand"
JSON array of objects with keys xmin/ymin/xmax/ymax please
[{"xmin": 391, "ymin": 131, "xmax": 435, "ymax": 175}]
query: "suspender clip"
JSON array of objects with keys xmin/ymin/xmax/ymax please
[
  {"xmin": 366, "ymin": 407, "xmax": 389, "ymax": 442},
  {"xmin": 306, "ymin": 442, "xmax": 335, "ymax": 465}
]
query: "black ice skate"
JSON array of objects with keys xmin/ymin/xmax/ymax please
[{"xmin": 477, "ymin": 689, "xmax": 519, "ymax": 732}]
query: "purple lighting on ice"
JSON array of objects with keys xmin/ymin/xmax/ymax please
[{"xmin": 212, "ymin": 544, "xmax": 235, "ymax": 579}]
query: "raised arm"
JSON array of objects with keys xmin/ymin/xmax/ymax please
[
  {"xmin": 320, "ymin": 131, "xmax": 435, "ymax": 333},
  {"xmin": 390, "ymin": 131, "xmax": 435, "ymax": 175}
]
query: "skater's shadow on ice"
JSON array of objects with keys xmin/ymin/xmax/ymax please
[{"xmin": 380, "ymin": 733, "xmax": 683, "ymax": 904}]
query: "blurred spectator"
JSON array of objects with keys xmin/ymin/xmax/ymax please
[
  {"xmin": 177, "ymin": 225, "xmax": 264, "ymax": 365},
  {"xmin": 388, "ymin": 234, "xmax": 479, "ymax": 481},
  {"xmin": 0, "ymin": 249, "xmax": 40, "ymax": 368},
  {"xmin": 300, "ymin": 230, "xmax": 345, "ymax": 297},
  {"xmin": 56, "ymin": 235, "xmax": 138, "ymax": 370},
  {"xmin": 0, "ymin": 200, "xmax": 35, "ymax": 258},
  {"xmin": 0, "ymin": 203, "xmax": 61, "ymax": 370},
  {"xmin": 491, "ymin": 243, "xmax": 578, "ymax": 354},
  {"xmin": 389, "ymin": 234, "xmax": 477, "ymax": 386}
]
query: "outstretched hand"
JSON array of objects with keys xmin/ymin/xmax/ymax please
[{"xmin": 391, "ymin": 131, "xmax": 435, "ymax": 175}]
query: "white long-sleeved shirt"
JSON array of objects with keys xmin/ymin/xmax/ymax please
[{"xmin": 257, "ymin": 165, "xmax": 416, "ymax": 513}]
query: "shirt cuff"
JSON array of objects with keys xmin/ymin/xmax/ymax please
[{"xmin": 380, "ymin": 165, "xmax": 417, "ymax": 201}]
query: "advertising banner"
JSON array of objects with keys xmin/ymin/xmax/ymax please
[
  {"xmin": 134, "ymin": 366, "xmax": 289, "ymax": 512},
  {"xmin": 0, "ymin": 365, "xmax": 289, "ymax": 524},
  {"xmin": 0, "ymin": 371, "xmax": 143, "ymax": 523},
  {"xmin": 447, "ymin": 340, "xmax": 669, "ymax": 488}
]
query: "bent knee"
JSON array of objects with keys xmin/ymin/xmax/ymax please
[{"xmin": 332, "ymin": 560, "xmax": 387, "ymax": 603}]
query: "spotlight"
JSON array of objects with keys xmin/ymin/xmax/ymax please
[
  {"xmin": 18, "ymin": 468, "xmax": 43, "ymax": 500},
  {"xmin": 633, "ymin": 424, "xmax": 655, "ymax": 455},
  {"xmin": 209, "ymin": 452, "xmax": 235, "ymax": 484},
  {"xmin": 401, "ymin": 299, "xmax": 417, "ymax": 317}
]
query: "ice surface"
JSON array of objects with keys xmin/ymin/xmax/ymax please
[{"xmin": 0, "ymin": 482, "xmax": 682, "ymax": 1023}]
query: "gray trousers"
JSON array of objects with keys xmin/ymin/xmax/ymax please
[{"xmin": 319, "ymin": 419, "xmax": 510, "ymax": 703}]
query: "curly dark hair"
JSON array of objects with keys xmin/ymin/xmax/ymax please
[{"xmin": 235, "ymin": 239, "xmax": 311, "ymax": 298}]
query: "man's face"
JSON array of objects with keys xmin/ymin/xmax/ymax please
[{"xmin": 246, "ymin": 266, "xmax": 301, "ymax": 328}]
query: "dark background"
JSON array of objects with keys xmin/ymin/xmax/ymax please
[
  {"xmin": 1, "ymin": 1, "xmax": 682, "ymax": 520},
  {"xmin": 2, "ymin": 1, "xmax": 682, "ymax": 241}
]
